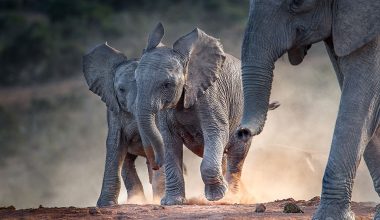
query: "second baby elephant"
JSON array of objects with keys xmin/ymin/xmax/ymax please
[
  {"xmin": 134, "ymin": 23, "xmax": 280, "ymax": 205},
  {"xmin": 83, "ymin": 43, "xmax": 164, "ymax": 207}
]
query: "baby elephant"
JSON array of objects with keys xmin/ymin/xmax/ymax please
[
  {"xmin": 83, "ymin": 43, "xmax": 164, "ymax": 207},
  {"xmin": 134, "ymin": 23, "xmax": 280, "ymax": 205}
]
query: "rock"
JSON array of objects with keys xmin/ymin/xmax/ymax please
[
  {"xmin": 283, "ymin": 203, "xmax": 304, "ymax": 213},
  {"xmin": 255, "ymin": 204, "xmax": 266, "ymax": 213},
  {"xmin": 89, "ymin": 207, "xmax": 101, "ymax": 215}
]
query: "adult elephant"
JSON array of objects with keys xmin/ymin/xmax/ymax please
[
  {"xmin": 83, "ymin": 43, "xmax": 164, "ymax": 206},
  {"xmin": 135, "ymin": 23, "xmax": 279, "ymax": 205},
  {"xmin": 236, "ymin": 0, "xmax": 380, "ymax": 219}
]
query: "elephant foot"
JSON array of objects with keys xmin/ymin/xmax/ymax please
[
  {"xmin": 226, "ymin": 180, "xmax": 239, "ymax": 194},
  {"xmin": 226, "ymin": 177, "xmax": 243, "ymax": 195},
  {"xmin": 205, "ymin": 182, "xmax": 228, "ymax": 201},
  {"xmin": 96, "ymin": 199, "xmax": 117, "ymax": 207},
  {"xmin": 312, "ymin": 201, "xmax": 354, "ymax": 220},
  {"xmin": 161, "ymin": 195, "xmax": 186, "ymax": 205}
]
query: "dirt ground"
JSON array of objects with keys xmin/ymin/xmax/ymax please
[{"xmin": 0, "ymin": 197, "xmax": 377, "ymax": 220}]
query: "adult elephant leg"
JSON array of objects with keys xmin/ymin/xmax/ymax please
[
  {"xmin": 225, "ymin": 135, "xmax": 252, "ymax": 195},
  {"xmin": 160, "ymin": 128, "xmax": 186, "ymax": 205},
  {"xmin": 97, "ymin": 121, "xmax": 125, "ymax": 207},
  {"xmin": 121, "ymin": 153, "xmax": 145, "ymax": 203},
  {"xmin": 313, "ymin": 37, "xmax": 380, "ymax": 220},
  {"xmin": 363, "ymin": 127, "xmax": 380, "ymax": 219}
]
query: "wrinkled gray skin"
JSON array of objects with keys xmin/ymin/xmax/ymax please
[
  {"xmin": 83, "ymin": 43, "xmax": 165, "ymax": 207},
  {"xmin": 237, "ymin": 0, "xmax": 380, "ymax": 219},
  {"xmin": 134, "ymin": 23, "xmax": 279, "ymax": 205}
]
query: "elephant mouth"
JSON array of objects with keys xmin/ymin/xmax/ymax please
[{"xmin": 288, "ymin": 44, "xmax": 312, "ymax": 65}]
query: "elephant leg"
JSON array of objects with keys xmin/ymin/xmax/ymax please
[
  {"xmin": 97, "ymin": 127, "xmax": 125, "ymax": 207},
  {"xmin": 121, "ymin": 153, "xmax": 145, "ymax": 203},
  {"xmin": 200, "ymin": 125, "xmax": 229, "ymax": 201},
  {"xmin": 152, "ymin": 167, "xmax": 165, "ymax": 202},
  {"xmin": 146, "ymin": 158, "xmax": 165, "ymax": 202},
  {"xmin": 160, "ymin": 132, "xmax": 186, "ymax": 205},
  {"xmin": 313, "ymin": 38, "xmax": 380, "ymax": 220},
  {"xmin": 222, "ymin": 153, "xmax": 227, "ymax": 177},
  {"xmin": 225, "ymin": 135, "xmax": 252, "ymax": 195},
  {"xmin": 364, "ymin": 127, "xmax": 380, "ymax": 219}
]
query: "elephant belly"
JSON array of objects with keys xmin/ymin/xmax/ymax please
[
  {"xmin": 179, "ymin": 127, "xmax": 204, "ymax": 157},
  {"xmin": 174, "ymin": 108, "xmax": 204, "ymax": 157},
  {"xmin": 125, "ymin": 134, "xmax": 145, "ymax": 157},
  {"xmin": 126, "ymin": 143, "xmax": 145, "ymax": 157}
]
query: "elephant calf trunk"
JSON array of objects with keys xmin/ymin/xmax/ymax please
[{"xmin": 136, "ymin": 109, "xmax": 165, "ymax": 170}]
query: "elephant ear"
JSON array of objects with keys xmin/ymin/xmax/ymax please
[
  {"xmin": 288, "ymin": 45, "xmax": 312, "ymax": 65},
  {"xmin": 83, "ymin": 43, "xmax": 128, "ymax": 113},
  {"xmin": 173, "ymin": 28, "xmax": 226, "ymax": 108},
  {"xmin": 145, "ymin": 22, "xmax": 165, "ymax": 52},
  {"xmin": 333, "ymin": 0, "xmax": 380, "ymax": 57}
]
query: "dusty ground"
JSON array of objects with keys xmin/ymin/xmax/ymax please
[{"xmin": 0, "ymin": 197, "xmax": 377, "ymax": 220}]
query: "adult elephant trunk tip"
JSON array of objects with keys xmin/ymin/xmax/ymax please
[
  {"xmin": 236, "ymin": 100, "xmax": 280, "ymax": 142},
  {"xmin": 236, "ymin": 126, "xmax": 253, "ymax": 143}
]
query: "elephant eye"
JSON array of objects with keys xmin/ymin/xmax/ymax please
[
  {"xmin": 293, "ymin": 0, "xmax": 304, "ymax": 7},
  {"xmin": 289, "ymin": 0, "xmax": 303, "ymax": 13},
  {"xmin": 119, "ymin": 88, "xmax": 126, "ymax": 93},
  {"xmin": 163, "ymin": 82, "xmax": 171, "ymax": 89},
  {"xmin": 289, "ymin": 0, "xmax": 314, "ymax": 14}
]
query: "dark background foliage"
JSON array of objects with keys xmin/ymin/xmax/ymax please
[{"xmin": 0, "ymin": 0, "xmax": 248, "ymax": 86}]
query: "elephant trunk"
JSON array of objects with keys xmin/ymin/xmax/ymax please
[
  {"xmin": 237, "ymin": 63, "xmax": 274, "ymax": 140},
  {"xmin": 136, "ymin": 104, "xmax": 165, "ymax": 170}
]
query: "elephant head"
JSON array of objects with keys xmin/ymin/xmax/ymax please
[
  {"xmin": 83, "ymin": 43, "xmax": 158, "ymax": 166},
  {"xmin": 237, "ymin": 0, "xmax": 380, "ymax": 140},
  {"xmin": 83, "ymin": 43, "xmax": 139, "ymax": 113},
  {"xmin": 135, "ymin": 23, "xmax": 225, "ymax": 168}
]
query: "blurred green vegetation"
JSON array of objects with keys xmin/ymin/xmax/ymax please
[{"xmin": 0, "ymin": 0, "xmax": 248, "ymax": 87}]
